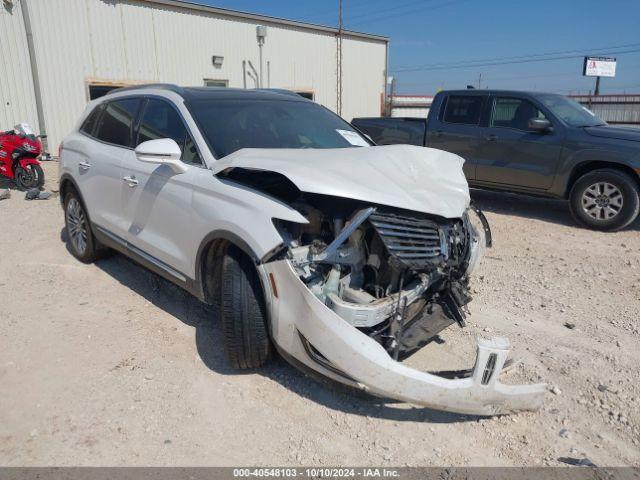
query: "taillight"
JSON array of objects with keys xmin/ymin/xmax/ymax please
[{"xmin": 58, "ymin": 142, "xmax": 64, "ymax": 157}]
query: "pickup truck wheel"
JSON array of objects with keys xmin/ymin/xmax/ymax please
[
  {"xmin": 63, "ymin": 192, "xmax": 100, "ymax": 263},
  {"xmin": 569, "ymin": 169, "xmax": 640, "ymax": 231},
  {"xmin": 219, "ymin": 245, "xmax": 272, "ymax": 369}
]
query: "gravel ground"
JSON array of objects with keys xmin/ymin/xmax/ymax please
[{"xmin": 1, "ymin": 161, "xmax": 638, "ymax": 466}]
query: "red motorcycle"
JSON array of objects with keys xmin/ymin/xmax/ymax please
[{"xmin": 0, "ymin": 123, "xmax": 45, "ymax": 190}]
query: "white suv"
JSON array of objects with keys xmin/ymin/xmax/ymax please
[{"xmin": 59, "ymin": 85, "xmax": 545, "ymax": 415}]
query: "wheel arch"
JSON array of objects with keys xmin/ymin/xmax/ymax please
[
  {"xmin": 59, "ymin": 173, "xmax": 84, "ymax": 206},
  {"xmin": 194, "ymin": 230, "xmax": 261, "ymax": 305},
  {"xmin": 566, "ymin": 161, "xmax": 640, "ymax": 197}
]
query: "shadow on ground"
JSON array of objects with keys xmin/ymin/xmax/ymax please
[
  {"xmin": 61, "ymin": 227, "xmax": 478, "ymax": 424},
  {"xmin": 471, "ymin": 188, "xmax": 640, "ymax": 231}
]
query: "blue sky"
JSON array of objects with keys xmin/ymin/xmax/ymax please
[{"xmin": 198, "ymin": 0, "xmax": 640, "ymax": 95}]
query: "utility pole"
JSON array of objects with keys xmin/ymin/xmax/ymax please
[
  {"xmin": 336, "ymin": 0, "xmax": 343, "ymax": 115},
  {"xmin": 477, "ymin": 73, "xmax": 482, "ymax": 89}
]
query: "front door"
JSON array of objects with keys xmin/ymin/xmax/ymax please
[
  {"xmin": 118, "ymin": 98, "xmax": 206, "ymax": 278},
  {"xmin": 475, "ymin": 96, "xmax": 562, "ymax": 190}
]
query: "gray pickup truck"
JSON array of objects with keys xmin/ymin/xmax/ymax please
[{"xmin": 353, "ymin": 90, "xmax": 640, "ymax": 231}]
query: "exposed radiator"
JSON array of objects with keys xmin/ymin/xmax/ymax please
[{"xmin": 368, "ymin": 211, "xmax": 447, "ymax": 270}]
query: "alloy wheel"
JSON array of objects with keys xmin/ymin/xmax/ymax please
[
  {"xmin": 581, "ymin": 182, "xmax": 624, "ymax": 221},
  {"xmin": 66, "ymin": 198, "xmax": 88, "ymax": 254}
]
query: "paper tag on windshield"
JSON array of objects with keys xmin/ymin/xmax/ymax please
[{"xmin": 336, "ymin": 129, "xmax": 369, "ymax": 147}]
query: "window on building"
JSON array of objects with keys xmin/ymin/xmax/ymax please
[
  {"xmin": 295, "ymin": 91, "xmax": 314, "ymax": 100},
  {"xmin": 442, "ymin": 95, "xmax": 484, "ymax": 125},
  {"xmin": 136, "ymin": 98, "xmax": 202, "ymax": 165},
  {"xmin": 88, "ymin": 84, "xmax": 125, "ymax": 100},
  {"xmin": 491, "ymin": 97, "xmax": 546, "ymax": 130},
  {"xmin": 204, "ymin": 79, "xmax": 229, "ymax": 88},
  {"xmin": 94, "ymin": 98, "xmax": 141, "ymax": 147}
]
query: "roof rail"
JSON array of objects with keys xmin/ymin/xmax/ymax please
[{"xmin": 111, "ymin": 83, "xmax": 185, "ymax": 95}]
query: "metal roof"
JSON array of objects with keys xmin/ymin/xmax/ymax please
[{"xmin": 140, "ymin": 0, "xmax": 389, "ymax": 43}]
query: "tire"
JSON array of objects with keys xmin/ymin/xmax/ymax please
[
  {"xmin": 219, "ymin": 245, "xmax": 271, "ymax": 369},
  {"xmin": 14, "ymin": 163, "xmax": 44, "ymax": 191},
  {"xmin": 63, "ymin": 191, "xmax": 100, "ymax": 263},
  {"xmin": 569, "ymin": 169, "xmax": 640, "ymax": 231}
]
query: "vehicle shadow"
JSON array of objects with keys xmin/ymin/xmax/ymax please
[
  {"xmin": 68, "ymin": 229, "xmax": 478, "ymax": 424},
  {"xmin": 471, "ymin": 188, "xmax": 640, "ymax": 231}
]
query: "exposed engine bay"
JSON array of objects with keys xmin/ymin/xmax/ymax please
[{"xmin": 274, "ymin": 194, "xmax": 487, "ymax": 360}]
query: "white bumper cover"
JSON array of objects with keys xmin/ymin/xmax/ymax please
[{"xmin": 263, "ymin": 259, "xmax": 546, "ymax": 416}]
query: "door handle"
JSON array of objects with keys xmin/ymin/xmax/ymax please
[
  {"xmin": 78, "ymin": 161, "xmax": 91, "ymax": 170},
  {"xmin": 484, "ymin": 134, "xmax": 497, "ymax": 142},
  {"xmin": 123, "ymin": 175, "xmax": 139, "ymax": 187}
]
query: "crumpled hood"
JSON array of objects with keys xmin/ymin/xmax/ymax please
[
  {"xmin": 212, "ymin": 145, "xmax": 470, "ymax": 218},
  {"xmin": 584, "ymin": 125, "xmax": 640, "ymax": 143}
]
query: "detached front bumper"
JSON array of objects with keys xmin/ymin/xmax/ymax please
[{"xmin": 262, "ymin": 259, "xmax": 546, "ymax": 416}]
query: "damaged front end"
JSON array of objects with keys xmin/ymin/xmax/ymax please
[
  {"xmin": 216, "ymin": 145, "xmax": 545, "ymax": 415},
  {"xmin": 264, "ymin": 195, "xmax": 545, "ymax": 415}
]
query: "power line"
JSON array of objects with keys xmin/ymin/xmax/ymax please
[
  {"xmin": 393, "ymin": 42, "xmax": 640, "ymax": 71},
  {"xmin": 392, "ymin": 46, "xmax": 640, "ymax": 72},
  {"xmin": 347, "ymin": 0, "xmax": 469, "ymax": 27}
]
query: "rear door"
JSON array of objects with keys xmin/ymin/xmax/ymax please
[
  {"xmin": 118, "ymin": 97, "xmax": 206, "ymax": 277},
  {"xmin": 81, "ymin": 97, "xmax": 141, "ymax": 237},
  {"xmin": 474, "ymin": 95, "xmax": 562, "ymax": 189},
  {"xmin": 426, "ymin": 94, "xmax": 487, "ymax": 181}
]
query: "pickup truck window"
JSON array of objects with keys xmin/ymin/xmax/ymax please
[
  {"xmin": 189, "ymin": 99, "xmax": 369, "ymax": 158},
  {"xmin": 491, "ymin": 97, "xmax": 546, "ymax": 131},
  {"xmin": 538, "ymin": 94, "xmax": 606, "ymax": 127},
  {"xmin": 442, "ymin": 95, "xmax": 483, "ymax": 125}
]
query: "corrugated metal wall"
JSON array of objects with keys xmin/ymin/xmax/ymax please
[
  {"xmin": 2, "ymin": 0, "xmax": 387, "ymax": 150},
  {"xmin": 0, "ymin": 1, "xmax": 39, "ymax": 134}
]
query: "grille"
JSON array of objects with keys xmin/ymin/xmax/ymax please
[{"xmin": 369, "ymin": 211, "xmax": 445, "ymax": 270}]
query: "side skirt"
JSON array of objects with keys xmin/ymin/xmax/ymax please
[{"xmin": 92, "ymin": 224, "xmax": 203, "ymax": 300}]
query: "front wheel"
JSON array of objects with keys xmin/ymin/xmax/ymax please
[
  {"xmin": 219, "ymin": 245, "xmax": 272, "ymax": 369},
  {"xmin": 14, "ymin": 163, "xmax": 44, "ymax": 191},
  {"xmin": 569, "ymin": 169, "xmax": 640, "ymax": 231}
]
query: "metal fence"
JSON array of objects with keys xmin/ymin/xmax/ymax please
[{"xmin": 569, "ymin": 94, "xmax": 640, "ymax": 126}]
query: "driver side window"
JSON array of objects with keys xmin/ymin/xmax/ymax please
[
  {"xmin": 491, "ymin": 97, "xmax": 546, "ymax": 131},
  {"xmin": 136, "ymin": 98, "xmax": 203, "ymax": 166}
]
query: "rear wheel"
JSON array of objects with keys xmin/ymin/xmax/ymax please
[
  {"xmin": 64, "ymin": 191, "xmax": 100, "ymax": 263},
  {"xmin": 14, "ymin": 163, "xmax": 44, "ymax": 191},
  {"xmin": 569, "ymin": 169, "xmax": 640, "ymax": 231},
  {"xmin": 219, "ymin": 245, "xmax": 272, "ymax": 369}
]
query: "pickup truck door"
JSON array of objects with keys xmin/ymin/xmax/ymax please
[
  {"xmin": 475, "ymin": 96, "xmax": 562, "ymax": 190},
  {"xmin": 117, "ymin": 98, "xmax": 206, "ymax": 278},
  {"xmin": 426, "ymin": 94, "xmax": 488, "ymax": 181}
]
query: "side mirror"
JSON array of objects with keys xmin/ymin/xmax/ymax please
[
  {"xmin": 135, "ymin": 138, "xmax": 187, "ymax": 174},
  {"xmin": 528, "ymin": 118, "xmax": 552, "ymax": 133}
]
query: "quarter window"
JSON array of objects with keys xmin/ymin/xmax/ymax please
[
  {"xmin": 95, "ymin": 98, "xmax": 141, "ymax": 147},
  {"xmin": 491, "ymin": 97, "xmax": 546, "ymax": 130},
  {"xmin": 136, "ymin": 99, "xmax": 202, "ymax": 165},
  {"xmin": 80, "ymin": 104, "xmax": 104, "ymax": 136},
  {"xmin": 442, "ymin": 95, "xmax": 483, "ymax": 125}
]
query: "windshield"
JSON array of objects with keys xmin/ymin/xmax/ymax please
[
  {"xmin": 537, "ymin": 94, "xmax": 606, "ymax": 127},
  {"xmin": 188, "ymin": 98, "xmax": 370, "ymax": 158}
]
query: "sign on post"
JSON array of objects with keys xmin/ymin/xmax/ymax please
[{"xmin": 583, "ymin": 57, "xmax": 617, "ymax": 77}]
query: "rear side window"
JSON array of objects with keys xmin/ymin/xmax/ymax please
[
  {"xmin": 136, "ymin": 98, "xmax": 202, "ymax": 165},
  {"xmin": 442, "ymin": 96, "xmax": 483, "ymax": 125},
  {"xmin": 95, "ymin": 98, "xmax": 141, "ymax": 147},
  {"xmin": 80, "ymin": 104, "xmax": 103, "ymax": 136}
]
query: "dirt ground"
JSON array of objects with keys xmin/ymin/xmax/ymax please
[{"xmin": 1, "ymin": 161, "xmax": 639, "ymax": 466}]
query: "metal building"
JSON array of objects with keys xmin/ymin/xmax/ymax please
[{"xmin": 0, "ymin": 0, "xmax": 389, "ymax": 152}]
